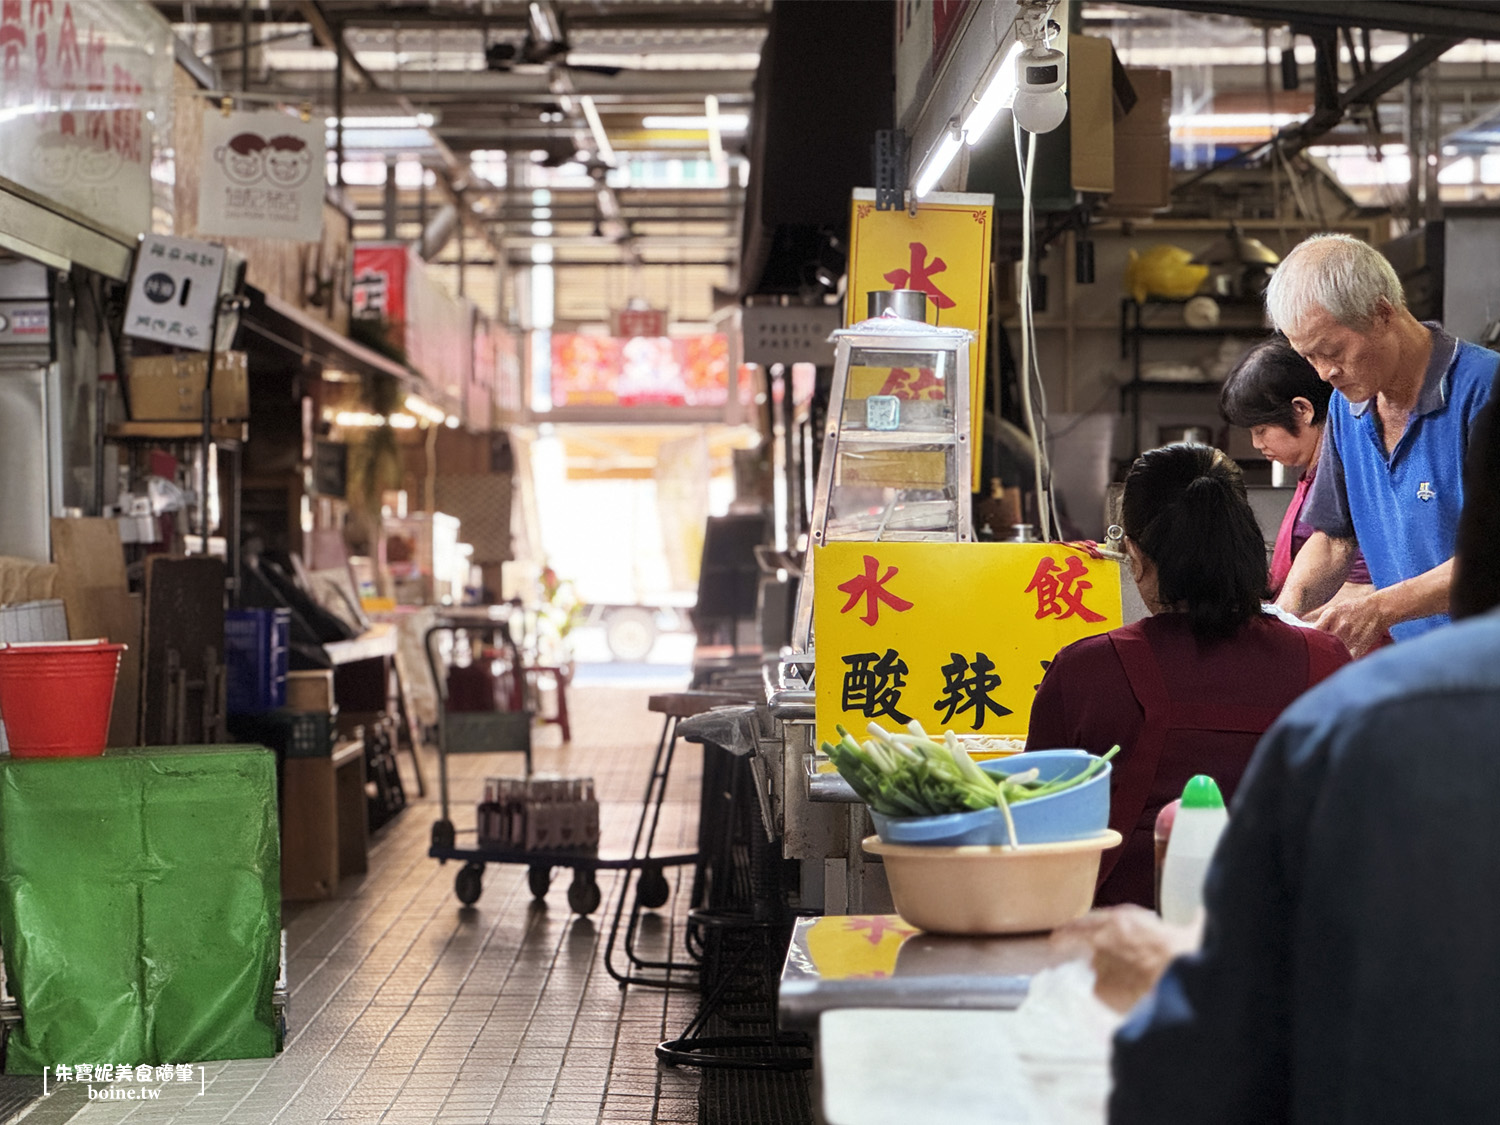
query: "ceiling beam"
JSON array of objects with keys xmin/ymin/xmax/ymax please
[
  {"xmin": 1176, "ymin": 33, "xmax": 1462, "ymax": 191},
  {"xmin": 152, "ymin": 3, "xmax": 768, "ymax": 31},
  {"xmin": 248, "ymin": 70, "xmax": 755, "ymax": 98},
  {"xmin": 1134, "ymin": 0, "xmax": 1500, "ymax": 39}
]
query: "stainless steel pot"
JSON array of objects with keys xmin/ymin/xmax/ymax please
[{"xmin": 867, "ymin": 289, "xmax": 930, "ymax": 322}]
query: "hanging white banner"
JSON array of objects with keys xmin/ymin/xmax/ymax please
[
  {"xmin": 0, "ymin": 0, "xmax": 172, "ymax": 238},
  {"xmin": 198, "ymin": 107, "xmax": 325, "ymax": 243}
]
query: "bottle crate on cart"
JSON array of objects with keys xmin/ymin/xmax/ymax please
[{"xmin": 477, "ymin": 776, "xmax": 599, "ymax": 852}]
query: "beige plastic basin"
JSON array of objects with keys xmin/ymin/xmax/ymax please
[{"xmin": 862, "ymin": 830, "xmax": 1123, "ymax": 936}]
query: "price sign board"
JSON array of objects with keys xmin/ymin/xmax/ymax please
[
  {"xmin": 844, "ymin": 188, "xmax": 993, "ymax": 491},
  {"xmin": 814, "ymin": 542, "xmax": 1122, "ymax": 748},
  {"xmin": 123, "ymin": 234, "xmax": 225, "ymax": 351}
]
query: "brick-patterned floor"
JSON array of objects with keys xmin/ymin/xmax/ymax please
[{"xmin": 21, "ymin": 681, "xmax": 705, "ymax": 1125}]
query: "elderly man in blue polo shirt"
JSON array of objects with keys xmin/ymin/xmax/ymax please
[{"xmin": 1269, "ymin": 232, "xmax": 1498, "ymax": 655}]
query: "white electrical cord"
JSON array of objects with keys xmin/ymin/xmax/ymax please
[{"xmin": 1015, "ymin": 120, "xmax": 1054, "ymax": 541}]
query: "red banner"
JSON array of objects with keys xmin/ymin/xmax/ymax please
[
  {"xmin": 352, "ymin": 244, "xmax": 408, "ymax": 325},
  {"xmin": 551, "ymin": 334, "xmax": 729, "ymax": 408}
]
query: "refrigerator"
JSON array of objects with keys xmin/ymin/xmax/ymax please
[{"xmin": 0, "ymin": 258, "xmax": 61, "ymax": 563}]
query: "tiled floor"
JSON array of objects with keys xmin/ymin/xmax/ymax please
[{"xmin": 20, "ymin": 680, "xmax": 710, "ymax": 1125}]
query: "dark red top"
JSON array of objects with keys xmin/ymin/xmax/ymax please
[{"xmin": 1027, "ymin": 613, "xmax": 1350, "ymax": 909}]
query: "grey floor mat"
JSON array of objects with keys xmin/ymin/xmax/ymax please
[{"xmin": 0, "ymin": 1075, "xmax": 44, "ymax": 1123}]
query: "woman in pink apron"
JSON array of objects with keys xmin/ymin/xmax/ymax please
[
  {"xmin": 1027, "ymin": 444, "xmax": 1349, "ymax": 908},
  {"xmin": 1219, "ymin": 336, "xmax": 1376, "ymax": 598}
]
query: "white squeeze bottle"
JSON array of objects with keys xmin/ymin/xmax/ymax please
[{"xmin": 1158, "ymin": 775, "xmax": 1228, "ymax": 926}]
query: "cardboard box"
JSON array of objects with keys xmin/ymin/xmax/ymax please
[
  {"xmin": 286, "ymin": 669, "xmax": 335, "ymax": 713},
  {"xmin": 1069, "ymin": 36, "xmax": 1116, "ymax": 194},
  {"xmin": 127, "ymin": 351, "xmax": 249, "ymax": 421},
  {"xmin": 1107, "ymin": 67, "xmax": 1172, "ymax": 214}
]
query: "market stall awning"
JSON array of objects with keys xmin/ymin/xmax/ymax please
[
  {"xmin": 241, "ymin": 286, "xmax": 415, "ymax": 387},
  {"xmin": 0, "ymin": 174, "xmax": 135, "ymax": 281}
]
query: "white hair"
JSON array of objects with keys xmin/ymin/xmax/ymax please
[{"xmin": 1265, "ymin": 232, "xmax": 1406, "ymax": 335}]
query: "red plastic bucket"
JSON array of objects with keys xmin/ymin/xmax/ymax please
[{"xmin": 0, "ymin": 641, "xmax": 125, "ymax": 758}]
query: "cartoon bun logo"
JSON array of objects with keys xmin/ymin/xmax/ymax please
[
  {"xmin": 264, "ymin": 134, "xmax": 313, "ymax": 188},
  {"xmin": 33, "ymin": 132, "xmax": 80, "ymax": 187},
  {"xmin": 214, "ymin": 132, "xmax": 268, "ymax": 186}
]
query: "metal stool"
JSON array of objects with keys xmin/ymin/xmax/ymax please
[
  {"xmin": 603, "ymin": 690, "xmax": 752, "ymax": 990},
  {"xmin": 655, "ymin": 739, "xmax": 811, "ymax": 1071}
]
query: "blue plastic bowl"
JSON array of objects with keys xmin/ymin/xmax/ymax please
[{"xmin": 868, "ymin": 749, "xmax": 1110, "ymax": 847}]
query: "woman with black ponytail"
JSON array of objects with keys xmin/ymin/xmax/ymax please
[{"xmin": 1028, "ymin": 443, "xmax": 1351, "ymax": 908}]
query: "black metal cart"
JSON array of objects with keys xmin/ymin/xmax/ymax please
[{"xmin": 424, "ymin": 613, "xmax": 696, "ymax": 916}]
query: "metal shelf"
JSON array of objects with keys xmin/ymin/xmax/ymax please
[
  {"xmin": 835, "ymin": 430, "xmax": 957, "ymax": 446},
  {"xmin": 105, "ymin": 421, "xmax": 247, "ymax": 446},
  {"xmin": 1119, "ymin": 379, "xmax": 1225, "ymax": 393},
  {"xmin": 1129, "ymin": 324, "xmax": 1270, "ymax": 338}
]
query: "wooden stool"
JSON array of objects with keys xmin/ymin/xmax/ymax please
[{"xmin": 525, "ymin": 663, "xmax": 573, "ymax": 743}]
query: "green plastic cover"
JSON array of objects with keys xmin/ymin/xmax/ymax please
[{"xmin": 0, "ymin": 745, "xmax": 281, "ymax": 1074}]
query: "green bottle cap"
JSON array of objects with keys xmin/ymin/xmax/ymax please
[{"xmin": 1180, "ymin": 774, "xmax": 1225, "ymax": 810}]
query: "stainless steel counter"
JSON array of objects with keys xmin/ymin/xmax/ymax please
[{"xmin": 778, "ymin": 913, "xmax": 1080, "ymax": 1031}]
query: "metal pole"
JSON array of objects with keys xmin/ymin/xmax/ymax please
[
  {"xmin": 334, "ymin": 22, "xmax": 346, "ymax": 189},
  {"xmin": 200, "ymin": 297, "xmax": 222, "ymax": 549},
  {"xmin": 384, "ymin": 156, "xmax": 399, "ymax": 240},
  {"xmin": 457, "ymin": 210, "xmax": 467, "ymax": 296},
  {"xmin": 1425, "ymin": 65, "xmax": 1443, "ymax": 221},
  {"xmin": 239, "ymin": 0, "xmax": 250, "ymax": 92}
]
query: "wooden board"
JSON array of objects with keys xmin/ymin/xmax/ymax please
[
  {"xmin": 50, "ymin": 518, "xmax": 140, "ymax": 746},
  {"xmin": 50, "ymin": 517, "xmax": 127, "ymax": 608},
  {"xmin": 141, "ymin": 556, "xmax": 226, "ymax": 746},
  {"xmin": 281, "ymin": 756, "xmax": 338, "ymax": 901}
]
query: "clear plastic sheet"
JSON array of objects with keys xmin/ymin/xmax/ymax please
[{"xmin": 678, "ymin": 705, "xmax": 763, "ymax": 758}]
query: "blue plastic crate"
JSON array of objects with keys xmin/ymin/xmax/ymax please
[{"xmin": 225, "ymin": 608, "xmax": 290, "ymax": 714}]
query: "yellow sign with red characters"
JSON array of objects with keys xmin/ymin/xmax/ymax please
[
  {"xmin": 844, "ymin": 189, "xmax": 994, "ymax": 491},
  {"xmin": 814, "ymin": 542, "xmax": 1124, "ymax": 748}
]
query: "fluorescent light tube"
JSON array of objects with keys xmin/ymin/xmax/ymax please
[
  {"xmin": 963, "ymin": 41, "xmax": 1024, "ymax": 145},
  {"xmin": 914, "ymin": 128, "xmax": 962, "ymax": 198},
  {"xmin": 642, "ymin": 114, "xmax": 749, "ymax": 131},
  {"xmin": 705, "ymin": 95, "xmax": 725, "ymax": 163},
  {"xmin": 580, "ymin": 95, "xmax": 614, "ymax": 165}
]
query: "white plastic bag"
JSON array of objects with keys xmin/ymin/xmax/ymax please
[{"xmin": 1010, "ymin": 959, "xmax": 1123, "ymax": 1125}]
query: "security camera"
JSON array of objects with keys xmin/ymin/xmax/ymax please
[{"xmin": 1012, "ymin": 45, "xmax": 1067, "ymax": 134}]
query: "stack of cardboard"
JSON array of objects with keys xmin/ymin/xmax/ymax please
[{"xmin": 1109, "ymin": 67, "xmax": 1173, "ymax": 214}]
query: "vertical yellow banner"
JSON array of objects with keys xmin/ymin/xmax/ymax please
[
  {"xmin": 814, "ymin": 542, "xmax": 1123, "ymax": 748},
  {"xmin": 844, "ymin": 189, "xmax": 994, "ymax": 491}
]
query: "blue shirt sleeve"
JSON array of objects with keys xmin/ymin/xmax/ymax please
[
  {"xmin": 1301, "ymin": 408, "xmax": 1355, "ymax": 539},
  {"xmin": 1109, "ymin": 713, "xmax": 1329, "ymax": 1124}
]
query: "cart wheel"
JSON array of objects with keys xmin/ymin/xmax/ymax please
[
  {"xmin": 567, "ymin": 870, "xmax": 602, "ymax": 915},
  {"xmin": 455, "ymin": 861, "xmax": 485, "ymax": 905},
  {"xmin": 636, "ymin": 865, "xmax": 670, "ymax": 910},
  {"xmin": 527, "ymin": 864, "xmax": 553, "ymax": 899},
  {"xmin": 432, "ymin": 819, "xmax": 456, "ymax": 851}
]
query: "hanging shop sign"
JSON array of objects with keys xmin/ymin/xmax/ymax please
[
  {"xmin": 609, "ymin": 305, "xmax": 668, "ymax": 339},
  {"xmin": 123, "ymin": 233, "xmax": 225, "ymax": 351},
  {"xmin": 814, "ymin": 541, "xmax": 1122, "ymax": 748},
  {"xmin": 844, "ymin": 188, "xmax": 993, "ymax": 491},
  {"xmin": 352, "ymin": 243, "xmax": 408, "ymax": 325},
  {"xmin": 742, "ymin": 305, "xmax": 840, "ymax": 367},
  {"xmin": 0, "ymin": 0, "xmax": 173, "ymax": 239},
  {"xmin": 198, "ymin": 107, "xmax": 326, "ymax": 243}
]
